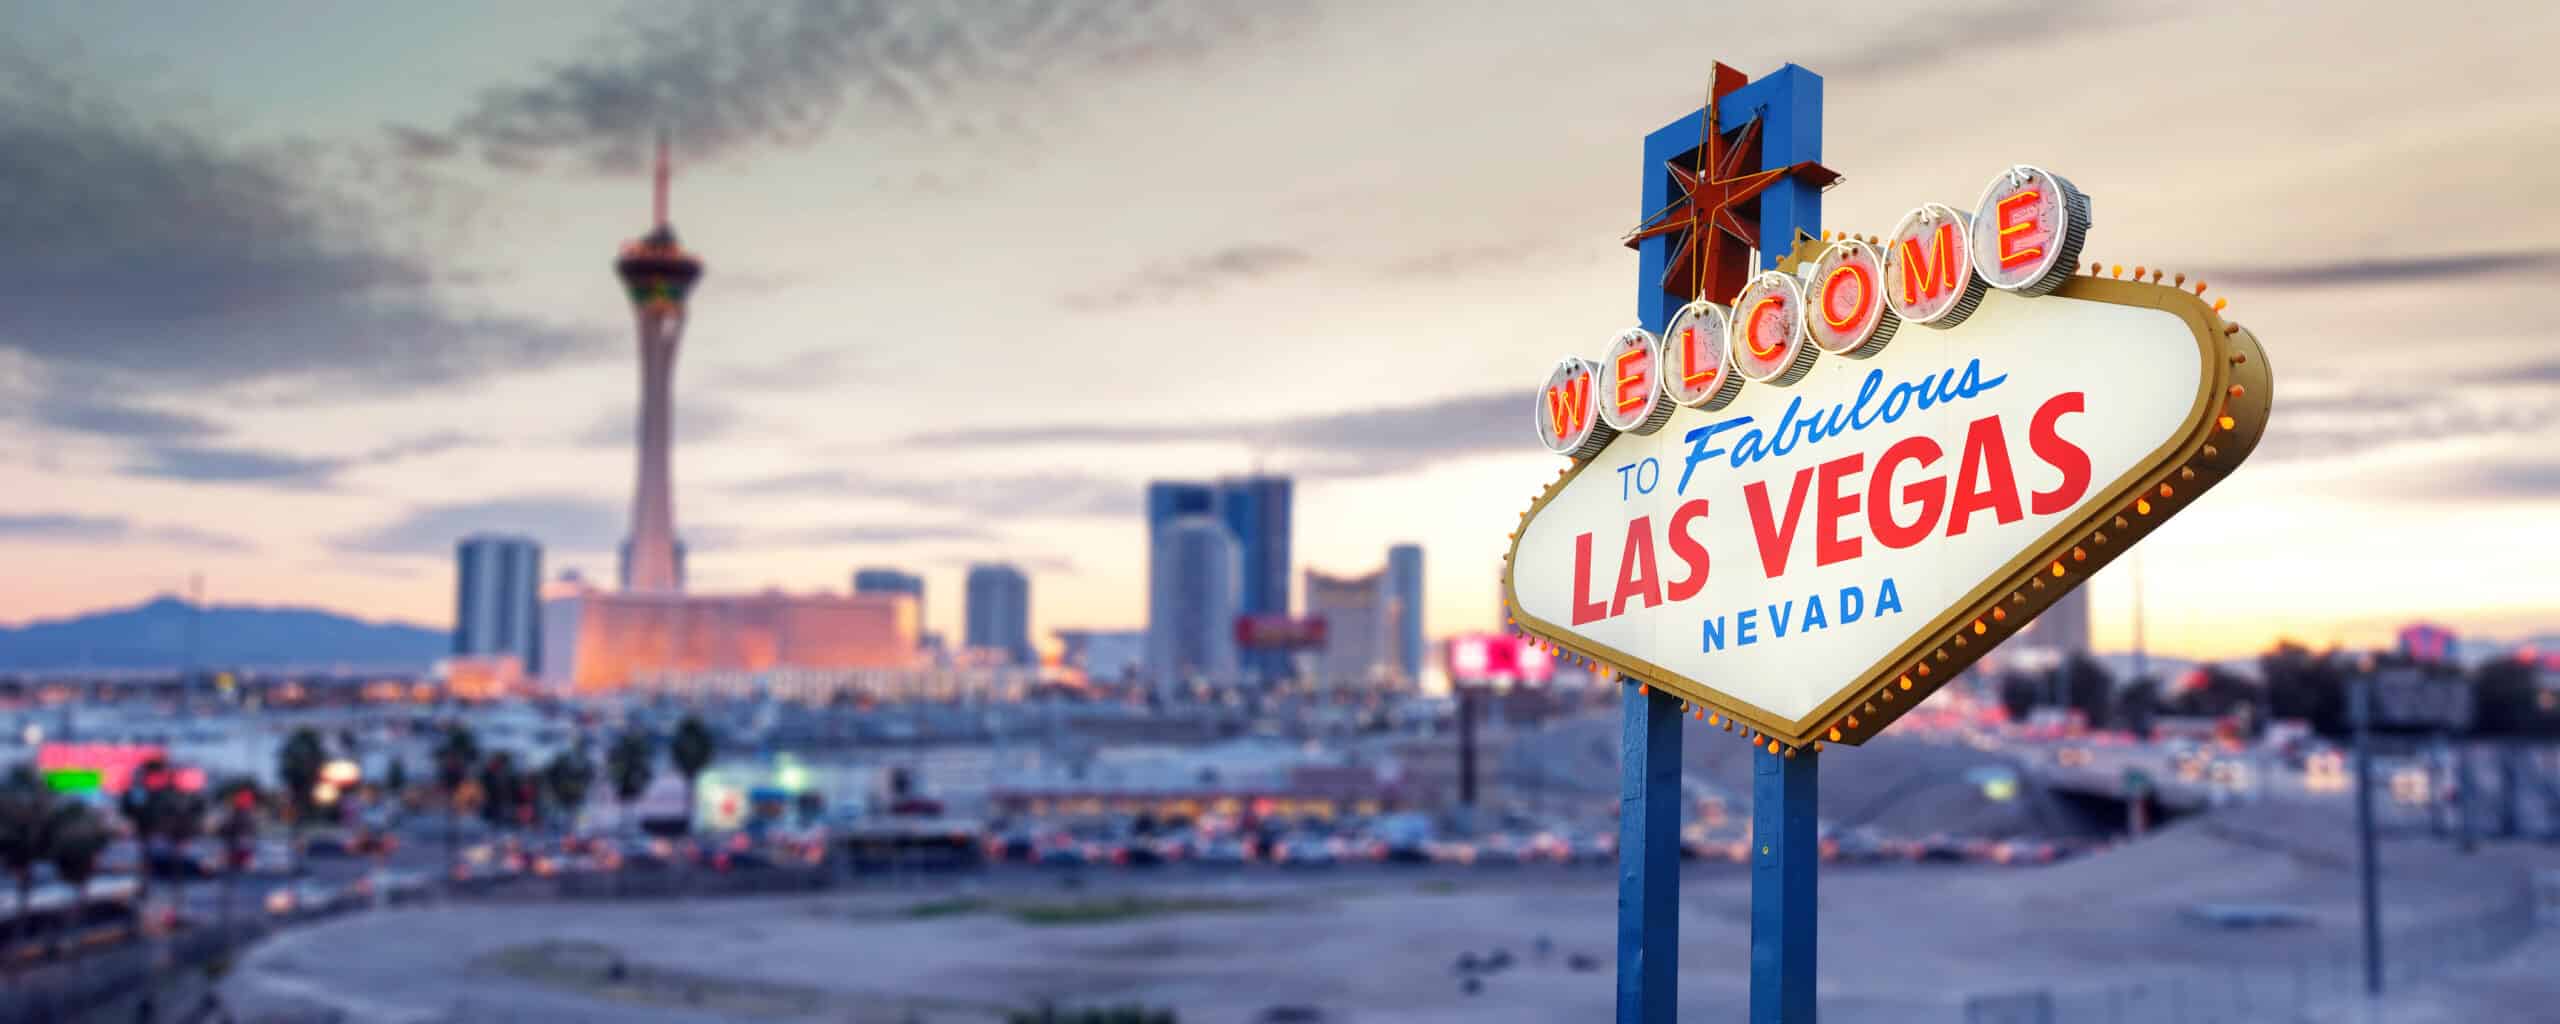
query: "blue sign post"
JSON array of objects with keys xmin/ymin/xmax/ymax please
[{"xmin": 1621, "ymin": 63, "xmax": 1828, "ymax": 1024}]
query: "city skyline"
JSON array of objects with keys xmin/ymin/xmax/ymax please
[{"xmin": 4, "ymin": 1, "xmax": 2559, "ymax": 661}]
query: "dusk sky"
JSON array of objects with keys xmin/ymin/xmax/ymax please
[{"xmin": 3, "ymin": 0, "xmax": 2556, "ymax": 660}]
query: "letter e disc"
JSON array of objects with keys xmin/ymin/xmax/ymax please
[
  {"xmin": 1534, "ymin": 356, "xmax": 1617, "ymax": 459},
  {"xmin": 1884, "ymin": 202, "xmax": 1989, "ymax": 328},
  {"xmin": 1660, "ymin": 300, "xmax": 1743, "ymax": 411},
  {"xmin": 1971, "ymin": 165, "xmax": 2089, "ymax": 295},
  {"xmin": 1599, "ymin": 327, "xmax": 1674, "ymax": 435},
  {"xmin": 1807, "ymin": 239, "xmax": 1900, "ymax": 359},
  {"xmin": 1728, "ymin": 271, "xmax": 1818, "ymax": 386}
]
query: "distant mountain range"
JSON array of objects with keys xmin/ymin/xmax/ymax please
[{"xmin": 0, "ymin": 597, "xmax": 446, "ymax": 671}]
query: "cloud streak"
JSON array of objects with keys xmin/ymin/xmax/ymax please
[
  {"xmin": 0, "ymin": 52, "xmax": 609, "ymax": 398},
  {"xmin": 2256, "ymin": 385, "xmax": 2560, "ymax": 466},
  {"xmin": 2413, "ymin": 456, "xmax": 2560, "ymax": 501},
  {"xmin": 412, "ymin": 1, "xmax": 1310, "ymax": 174},
  {"xmin": 2208, "ymin": 248, "xmax": 2560, "ymax": 290},
  {"xmin": 1061, "ymin": 244, "xmax": 1312, "ymax": 311},
  {"xmin": 115, "ymin": 432, "xmax": 482, "ymax": 489},
  {"xmin": 0, "ymin": 512, "xmax": 255, "ymax": 552},
  {"xmin": 25, "ymin": 392, "xmax": 226, "ymax": 441}
]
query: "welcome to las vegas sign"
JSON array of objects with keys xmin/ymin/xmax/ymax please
[{"xmin": 1505, "ymin": 166, "xmax": 2272, "ymax": 751}]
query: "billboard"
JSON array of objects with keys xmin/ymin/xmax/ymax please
[
  {"xmin": 2396, "ymin": 623, "xmax": 2458, "ymax": 666},
  {"xmin": 1505, "ymin": 165, "xmax": 2271, "ymax": 750},
  {"xmin": 1235, "ymin": 614, "xmax": 1328, "ymax": 651},
  {"xmin": 1444, "ymin": 633, "xmax": 1556, "ymax": 686},
  {"xmin": 36, "ymin": 743, "xmax": 203, "ymax": 794}
]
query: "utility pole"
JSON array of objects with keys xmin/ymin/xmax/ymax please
[{"xmin": 2351, "ymin": 674, "xmax": 2383, "ymax": 997}]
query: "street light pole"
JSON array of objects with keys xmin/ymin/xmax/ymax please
[
  {"xmin": 2351, "ymin": 674, "xmax": 2383, "ymax": 997},
  {"xmin": 1457, "ymin": 683, "xmax": 1480, "ymax": 808}
]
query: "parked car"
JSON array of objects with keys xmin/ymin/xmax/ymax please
[
  {"xmin": 145, "ymin": 845, "xmax": 218, "ymax": 881},
  {"xmin": 263, "ymin": 880, "xmax": 346, "ymax": 916},
  {"xmin": 1273, "ymin": 834, "xmax": 1336, "ymax": 867},
  {"xmin": 1195, "ymin": 838, "xmax": 1251, "ymax": 866}
]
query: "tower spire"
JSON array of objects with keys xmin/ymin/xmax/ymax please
[{"xmin": 653, "ymin": 128, "xmax": 670, "ymax": 229}]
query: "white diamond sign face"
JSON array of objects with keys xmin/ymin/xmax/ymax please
[{"xmin": 1504, "ymin": 268, "xmax": 2269, "ymax": 749}]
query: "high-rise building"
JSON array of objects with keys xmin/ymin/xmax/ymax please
[
  {"xmin": 1148, "ymin": 516, "xmax": 1240, "ymax": 691},
  {"xmin": 455, "ymin": 535, "xmax": 543, "ymax": 674},
  {"xmin": 1147, "ymin": 482, "xmax": 1217, "ymax": 685},
  {"xmin": 1306, "ymin": 568, "xmax": 1392, "ymax": 691},
  {"xmin": 1143, "ymin": 476, "xmax": 1291, "ymax": 683},
  {"xmin": 964, "ymin": 564, "xmax": 1033, "ymax": 665},
  {"xmin": 615, "ymin": 133, "xmax": 704, "ymax": 594},
  {"xmin": 1218, "ymin": 476, "xmax": 1292, "ymax": 682},
  {"xmin": 1386, "ymin": 543, "xmax": 1425, "ymax": 685},
  {"xmin": 1146, "ymin": 482, "xmax": 1217, "ymax": 540},
  {"xmin": 853, "ymin": 568, "xmax": 926, "ymax": 635}
]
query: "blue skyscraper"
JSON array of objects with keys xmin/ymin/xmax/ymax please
[
  {"xmin": 964, "ymin": 563, "xmax": 1033, "ymax": 665},
  {"xmin": 1147, "ymin": 480, "xmax": 1220, "ymax": 687},
  {"xmin": 1149, "ymin": 516, "xmax": 1240, "ymax": 692},
  {"xmin": 1217, "ymin": 475, "xmax": 1293, "ymax": 682},
  {"xmin": 1146, "ymin": 481, "xmax": 1217, "ymax": 541},
  {"xmin": 1386, "ymin": 543, "xmax": 1425, "ymax": 685},
  {"xmin": 455, "ymin": 534, "xmax": 543, "ymax": 674}
]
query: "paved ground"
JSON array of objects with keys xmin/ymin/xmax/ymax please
[{"xmin": 215, "ymin": 801, "xmax": 2559, "ymax": 1024}]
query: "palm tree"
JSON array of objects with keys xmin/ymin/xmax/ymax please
[
  {"xmin": 276, "ymin": 729, "xmax": 328, "ymax": 874},
  {"xmin": 46, "ymin": 805, "xmax": 109, "ymax": 956},
  {"xmin": 544, "ymin": 747, "xmax": 595, "ymax": 838},
  {"xmin": 670, "ymin": 716, "xmax": 717, "ymax": 833},
  {"xmin": 214, "ymin": 804, "xmax": 256, "ymax": 942},
  {"xmin": 434, "ymin": 723, "xmax": 480, "ymax": 881},
  {"xmin": 607, "ymin": 730, "xmax": 655, "ymax": 825},
  {"xmin": 1, "ymin": 768, "xmax": 64, "ymax": 960},
  {"xmin": 120, "ymin": 758, "xmax": 207, "ymax": 932},
  {"xmin": 477, "ymin": 751, "xmax": 518, "ymax": 832}
]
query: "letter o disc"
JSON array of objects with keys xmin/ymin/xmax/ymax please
[
  {"xmin": 1598, "ymin": 327, "xmax": 1675, "ymax": 435},
  {"xmin": 1728, "ymin": 271, "xmax": 1818, "ymax": 386},
  {"xmin": 1659, "ymin": 300, "xmax": 1743, "ymax": 411},
  {"xmin": 1806, "ymin": 239, "xmax": 1900, "ymax": 359},
  {"xmin": 1534, "ymin": 356, "xmax": 1617, "ymax": 459}
]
